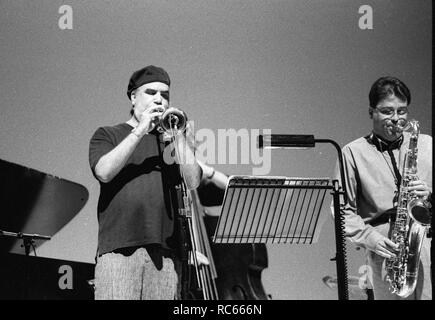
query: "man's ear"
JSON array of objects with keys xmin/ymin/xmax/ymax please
[
  {"xmin": 368, "ymin": 107, "xmax": 373, "ymax": 119},
  {"xmin": 130, "ymin": 90, "xmax": 136, "ymax": 104}
]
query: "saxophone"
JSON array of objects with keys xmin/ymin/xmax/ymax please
[{"xmin": 385, "ymin": 119, "xmax": 432, "ymax": 297}]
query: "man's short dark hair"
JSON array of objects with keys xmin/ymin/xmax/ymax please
[{"xmin": 369, "ymin": 76, "xmax": 411, "ymax": 108}]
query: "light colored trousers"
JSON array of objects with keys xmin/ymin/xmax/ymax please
[{"xmin": 94, "ymin": 246, "xmax": 181, "ymax": 300}]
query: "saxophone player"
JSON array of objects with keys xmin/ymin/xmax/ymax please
[{"xmin": 334, "ymin": 76, "xmax": 432, "ymax": 300}]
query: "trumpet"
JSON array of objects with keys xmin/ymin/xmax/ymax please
[{"xmin": 156, "ymin": 107, "xmax": 188, "ymax": 135}]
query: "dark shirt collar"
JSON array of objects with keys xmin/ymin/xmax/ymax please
[{"xmin": 370, "ymin": 132, "xmax": 403, "ymax": 152}]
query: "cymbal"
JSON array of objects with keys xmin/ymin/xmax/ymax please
[{"xmin": 0, "ymin": 159, "xmax": 89, "ymax": 254}]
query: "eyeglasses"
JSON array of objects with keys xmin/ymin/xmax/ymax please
[
  {"xmin": 144, "ymin": 89, "xmax": 169, "ymax": 100},
  {"xmin": 374, "ymin": 107, "xmax": 409, "ymax": 117}
]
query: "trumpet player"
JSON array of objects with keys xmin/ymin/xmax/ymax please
[
  {"xmin": 89, "ymin": 65, "xmax": 201, "ymax": 299},
  {"xmin": 333, "ymin": 76, "xmax": 432, "ymax": 300}
]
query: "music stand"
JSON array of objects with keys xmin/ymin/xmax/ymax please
[
  {"xmin": 213, "ymin": 134, "xmax": 349, "ymax": 300},
  {"xmin": 213, "ymin": 176, "xmax": 331, "ymax": 244}
]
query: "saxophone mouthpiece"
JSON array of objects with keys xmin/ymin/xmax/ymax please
[
  {"xmin": 389, "ymin": 119, "xmax": 408, "ymax": 135},
  {"xmin": 396, "ymin": 119, "xmax": 408, "ymax": 130}
]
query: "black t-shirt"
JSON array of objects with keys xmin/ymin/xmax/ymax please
[{"xmin": 89, "ymin": 123, "xmax": 181, "ymax": 255}]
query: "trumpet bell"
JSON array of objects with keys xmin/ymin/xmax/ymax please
[{"xmin": 158, "ymin": 107, "xmax": 188, "ymax": 134}]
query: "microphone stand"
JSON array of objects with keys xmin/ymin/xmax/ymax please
[
  {"xmin": 0, "ymin": 229, "xmax": 51, "ymax": 299},
  {"xmin": 173, "ymin": 177, "xmax": 193, "ymax": 299},
  {"xmin": 0, "ymin": 230, "xmax": 51, "ymax": 256},
  {"xmin": 165, "ymin": 125, "xmax": 195, "ymax": 300}
]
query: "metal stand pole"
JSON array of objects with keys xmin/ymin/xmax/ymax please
[{"xmin": 332, "ymin": 182, "xmax": 349, "ymax": 300}]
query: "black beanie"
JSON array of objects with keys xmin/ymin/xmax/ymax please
[{"xmin": 127, "ymin": 65, "xmax": 170, "ymax": 99}]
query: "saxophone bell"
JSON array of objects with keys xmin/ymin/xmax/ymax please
[{"xmin": 408, "ymin": 197, "xmax": 432, "ymax": 226}]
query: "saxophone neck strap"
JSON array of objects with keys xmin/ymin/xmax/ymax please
[
  {"xmin": 387, "ymin": 149, "xmax": 402, "ymax": 190},
  {"xmin": 371, "ymin": 132, "xmax": 403, "ymax": 152},
  {"xmin": 370, "ymin": 133, "xmax": 403, "ymax": 190}
]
